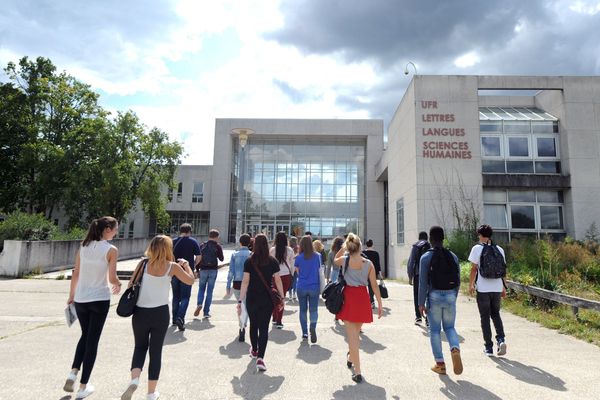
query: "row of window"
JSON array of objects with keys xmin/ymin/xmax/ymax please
[{"xmin": 167, "ymin": 182, "xmax": 204, "ymax": 203}]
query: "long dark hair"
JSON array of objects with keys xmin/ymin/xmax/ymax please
[
  {"xmin": 274, "ymin": 231, "xmax": 288, "ymax": 264},
  {"xmin": 250, "ymin": 234, "xmax": 273, "ymax": 267},
  {"xmin": 300, "ymin": 235, "xmax": 314, "ymax": 260},
  {"xmin": 82, "ymin": 216, "xmax": 118, "ymax": 247}
]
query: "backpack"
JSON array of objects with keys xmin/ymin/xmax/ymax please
[
  {"xmin": 200, "ymin": 241, "xmax": 218, "ymax": 267},
  {"xmin": 428, "ymin": 247, "xmax": 460, "ymax": 290},
  {"xmin": 478, "ymin": 243, "xmax": 506, "ymax": 279}
]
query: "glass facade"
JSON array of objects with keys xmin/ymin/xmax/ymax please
[{"xmin": 229, "ymin": 139, "xmax": 365, "ymax": 242}]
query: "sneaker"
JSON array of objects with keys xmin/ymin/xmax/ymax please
[
  {"xmin": 203, "ymin": 313, "xmax": 211, "ymax": 319},
  {"xmin": 497, "ymin": 340, "xmax": 507, "ymax": 356},
  {"xmin": 194, "ymin": 305, "xmax": 202, "ymax": 317},
  {"xmin": 310, "ymin": 326, "xmax": 317, "ymax": 343},
  {"xmin": 147, "ymin": 391, "xmax": 160, "ymax": 400},
  {"xmin": 351, "ymin": 373, "xmax": 363, "ymax": 383},
  {"xmin": 275, "ymin": 322, "xmax": 284, "ymax": 329},
  {"xmin": 431, "ymin": 363, "xmax": 447, "ymax": 375},
  {"xmin": 249, "ymin": 348, "xmax": 258, "ymax": 358},
  {"xmin": 238, "ymin": 328, "xmax": 245, "ymax": 342},
  {"xmin": 483, "ymin": 346, "xmax": 494, "ymax": 356},
  {"xmin": 256, "ymin": 358, "xmax": 267, "ymax": 372},
  {"xmin": 302, "ymin": 334, "xmax": 308, "ymax": 341},
  {"xmin": 121, "ymin": 378, "xmax": 139, "ymax": 400},
  {"xmin": 176, "ymin": 318, "xmax": 185, "ymax": 332},
  {"xmin": 64, "ymin": 372, "xmax": 77, "ymax": 392},
  {"xmin": 414, "ymin": 317, "xmax": 422, "ymax": 325},
  {"xmin": 451, "ymin": 348, "xmax": 463, "ymax": 375},
  {"xmin": 75, "ymin": 383, "xmax": 95, "ymax": 399}
]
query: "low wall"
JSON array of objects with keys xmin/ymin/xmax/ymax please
[{"xmin": 0, "ymin": 238, "xmax": 149, "ymax": 277}]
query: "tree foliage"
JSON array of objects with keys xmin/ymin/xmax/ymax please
[{"xmin": 0, "ymin": 56, "xmax": 182, "ymax": 227}]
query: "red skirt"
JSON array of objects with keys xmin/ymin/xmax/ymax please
[{"xmin": 336, "ymin": 285, "xmax": 373, "ymax": 323}]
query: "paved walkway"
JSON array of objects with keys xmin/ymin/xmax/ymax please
[{"xmin": 0, "ymin": 257, "xmax": 599, "ymax": 399}]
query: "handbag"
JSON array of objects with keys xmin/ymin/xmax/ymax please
[
  {"xmin": 322, "ymin": 256, "xmax": 348, "ymax": 314},
  {"xmin": 252, "ymin": 261, "xmax": 283, "ymax": 310},
  {"xmin": 378, "ymin": 279, "xmax": 389, "ymax": 299},
  {"xmin": 116, "ymin": 259, "xmax": 147, "ymax": 317}
]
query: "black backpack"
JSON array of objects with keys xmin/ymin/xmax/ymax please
[
  {"xmin": 200, "ymin": 241, "xmax": 218, "ymax": 267},
  {"xmin": 478, "ymin": 243, "xmax": 506, "ymax": 279},
  {"xmin": 428, "ymin": 247, "xmax": 460, "ymax": 290}
]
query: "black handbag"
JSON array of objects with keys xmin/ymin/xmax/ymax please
[
  {"xmin": 378, "ymin": 279, "xmax": 389, "ymax": 299},
  {"xmin": 116, "ymin": 259, "xmax": 147, "ymax": 317},
  {"xmin": 322, "ymin": 257, "xmax": 348, "ymax": 314}
]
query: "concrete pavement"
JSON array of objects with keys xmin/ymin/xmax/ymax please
[{"xmin": 0, "ymin": 258, "xmax": 599, "ymax": 399}]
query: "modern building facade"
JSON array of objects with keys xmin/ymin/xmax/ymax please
[{"xmin": 124, "ymin": 75, "xmax": 600, "ymax": 279}]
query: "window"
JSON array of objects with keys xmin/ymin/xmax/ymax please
[
  {"xmin": 176, "ymin": 182, "xmax": 183, "ymax": 203},
  {"xmin": 479, "ymin": 109, "xmax": 560, "ymax": 175},
  {"xmin": 192, "ymin": 182, "xmax": 204, "ymax": 203},
  {"xmin": 482, "ymin": 189, "xmax": 564, "ymax": 240},
  {"xmin": 396, "ymin": 198, "xmax": 404, "ymax": 244},
  {"xmin": 128, "ymin": 221, "xmax": 135, "ymax": 238}
]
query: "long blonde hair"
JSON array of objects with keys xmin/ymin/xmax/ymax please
[
  {"xmin": 145, "ymin": 235, "xmax": 174, "ymax": 266},
  {"xmin": 312, "ymin": 239, "xmax": 324, "ymax": 253},
  {"xmin": 344, "ymin": 232, "xmax": 362, "ymax": 254}
]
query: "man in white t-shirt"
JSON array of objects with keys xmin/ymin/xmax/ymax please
[{"xmin": 468, "ymin": 224, "xmax": 507, "ymax": 357}]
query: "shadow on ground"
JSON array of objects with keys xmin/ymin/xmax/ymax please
[
  {"xmin": 231, "ymin": 360, "xmax": 285, "ymax": 400},
  {"xmin": 490, "ymin": 357, "xmax": 567, "ymax": 391},
  {"xmin": 163, "ymin": 326, "xmax": 187, "ymax": 345},
  {"xmin": 331, "ymin": 380, "xmax": 387, "ymax": 399},
  {"xmin": 219, "ymin": 337, "xmax": 250, "ymax": 359},
  {"xmin": 328, "ymin": 326, "xmax": 386, "ymax": 354},
  {"xmin": 269, "ymin": 328, "xmax": 297, "ymax": 345},
  {"xmin": 185, "ymin": 318, "xmax": 215, "ymax": 332},
  {"xmin": 296, "ymin": 342, "xmax": 332, "ymax": 364},
  {"xmin": 439, "ymin": 375, "xmax": 503, "ymax": 400}
]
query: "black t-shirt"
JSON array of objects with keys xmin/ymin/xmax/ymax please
[
  {"xmin": 243, "ymin": 257, "xmax": 280, "ymax": 303},
  {"xmin": 173, "ymin": 236, "xmax": 201, "ymax": 267},
  {"xmin": 362, "ymin": 249, "xmax": 381, "ymax": 275}
]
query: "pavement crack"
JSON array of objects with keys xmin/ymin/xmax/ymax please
[{"xmin": 0, "ymin": 320, "xmax": 62, "ymax": 341}]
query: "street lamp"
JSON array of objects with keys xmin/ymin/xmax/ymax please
[
  {"xmin": 232, "ymin": 128, "xmax": 254, "ymax": 242},
  {"xmin": 404, "ymin": 61, "xmax": 417, "ymax": 75}
]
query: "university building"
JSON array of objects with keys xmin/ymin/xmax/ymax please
[{"xmin": 126, "ymin": 75, "xmax": 600, "ymax": 278}]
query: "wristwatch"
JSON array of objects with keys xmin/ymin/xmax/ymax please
[{"xmin": 237, "ymin": 300, "xmax": 242, "ymax": 304}]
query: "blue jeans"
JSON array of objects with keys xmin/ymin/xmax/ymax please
[
  {"xmin": 290, "ymin": 272, "xmax": 298, "ymax": 293},
  {"xmin": 329, "ymin": 268, "xmax": 340, "ymax": 283},
  {"xmin": 427, "ymin": 289, "xmax": 460, "ymax": 362},
  {"xmin": 171, "ymin": 277, "xmax": 192, "ymax": 322},
  {"xmin": 297, "ymin": 287, "xmax": 319, "ymax": 335},
  {"xmin": 197, "ymin": 269, "xmax": 218, "ymax": 316}
]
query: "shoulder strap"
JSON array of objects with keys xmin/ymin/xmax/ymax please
[
  {"xmin": 341, "ymin": 255, "xmax": 350, "ymax": 277},
  {"xmin": 132, "ymin": 259, "xmax": 148, "ymax": 285},
  {"xmin": 252, "ymin": 261, "xmax": 273, "ymax": 292},
  {"xmin": 173, "ymin": 237, "xmax": 184, "ymax": 253}
]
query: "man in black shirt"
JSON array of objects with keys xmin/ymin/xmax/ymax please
[
  {"xmin": 407, "ymin": 231, "xmax": 431, "ymax": 325},
  {"xmin": 362, "ymin": 239, "xmax": 382, "ymax": 308},
  {"xmin": 172, "ymin": 224, "xmax": 201, "ymax": 331}
]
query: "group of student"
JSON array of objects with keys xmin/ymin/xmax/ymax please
[
  {"xmin": 64, "ymin": 218, "xmax": 384, "ymax": 399},
  {"xmin": 406, "ymin": 224, "xmax": 508, "ymax": 376}
]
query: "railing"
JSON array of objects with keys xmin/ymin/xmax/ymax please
[{"xmin": 506, "ymin": 280, "xmax": 600, "ymax": 318}]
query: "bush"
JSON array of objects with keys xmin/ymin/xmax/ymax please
[
  {"xmin": 445, "ymin": 230, "xmax": 474, "ymax": 262},
  {"xmin": 51, "ymin": 227, "xmax": 87, "ymax": 241},
  {"xmin": 0, "ymin": 212, "xmax": 57, "ymax": 249}
]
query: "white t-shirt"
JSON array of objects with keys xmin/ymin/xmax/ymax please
[
  {"xmin": 75, "ymin": 240, "xmax": 114, "ymax": 303},
  {"xmin": 468, "ymin": 243, "xmax": 506, "ymax": 293},
  {"xmin": 269, "ymin": 246, "xmax": 295, "ymax": 277}
]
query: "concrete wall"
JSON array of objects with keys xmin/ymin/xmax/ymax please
[{"xmin": 0, "ymin": 238, "xmax": 149, "ymax": 277}]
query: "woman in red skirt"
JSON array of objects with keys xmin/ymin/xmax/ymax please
[{"xmin": 334, "ymin": 233, "xmax": 383, "ymax": 383}]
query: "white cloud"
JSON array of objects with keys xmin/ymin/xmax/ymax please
[
  {"xmin": 453, "ymin": 51, "xmax": 481, "ymax": 68},
  {"xmin": 569, "ymin": 1, "xmax": 600, "ymax": 15}
]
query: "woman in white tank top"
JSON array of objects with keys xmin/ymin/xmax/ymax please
[
  {"xmin": 121, "ymin": 235, "xmax": 194, "ymax": 400},
  {"xmin": 65, "ymin": 216, "xmax": 121, "ymax": 399}
]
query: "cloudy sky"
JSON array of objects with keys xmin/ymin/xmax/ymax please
[{"xmin": 1, "ymin": 0, "xmax": 599, "ymax": 164}]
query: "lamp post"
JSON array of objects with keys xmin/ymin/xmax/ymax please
[
  {"xmin": 232, "ymin": 128, "xmax": 254, "ymax": 242},
  {"xmin": 404, "ymin": 61, "xmax": 418, "ymax": 75}
]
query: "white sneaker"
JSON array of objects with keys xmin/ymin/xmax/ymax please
[
  {"xmin": 75, "ymin": 383, "xmax": 95, "ymax": 399},
  {"xmin": 64, "ymin": 372, "xmax": 78, "ymax": 392},
  {"xmin": 147, "ymin": 391, "xmax": 160, "ymax": 400},
  {"xmin": 121, "ymin": 378, "xmax": 139, "ymax": 400}
]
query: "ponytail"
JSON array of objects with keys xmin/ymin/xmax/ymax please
[{"xmin": 82, "ymin": 216, "xmax": 118, "ymax": 247}]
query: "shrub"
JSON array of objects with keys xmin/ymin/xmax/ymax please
[
  {"xmin": 446, "ymin": 230, "xmax": 473, "ymax": 262},
  {"xmin": 51, "ymin": 227, "xmax": 87, "ymax": 241},
  {"xmin": 0, "ymin": 212, "xmax": 57, "ymax": 250}
]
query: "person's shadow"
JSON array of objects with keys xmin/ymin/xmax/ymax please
[
  {"xmin": 230, "ymin": 360, "xmax": 285, "ymax": 400},
  {"xmin": 377, "ymin": 306, "xmax": 392, "ymax": 317},
  {"xmin": 439, "ymin": 375, "xmax": 503, "ymax": 400},
  {"xmin": 296, "ymin": 342, "xmax": 332, "ymax": 364},
  {"xmin": 219, "ymin": 337, "xmax": 250, "ymax": 359},
  {"xmin": 163, "ymin": 325, "xmax": 187, "ymax": 345},
  {"xmin": 269, "ymin": 328, "xmax": 297, "ymax": 345},
  {"xmin": 283, "ymin": 308, "xmax": 296, "ymax": 316},
  {"xmin": 331, "ymin": 380, "xmax": 387, "ymax": 399},
  {"xmin": 358, "ymin": 332, "xmax": 386, "ymax": 354},
  {"xmin": 186, "ymin": 317, "xmax": 215, "ymax": 331},
  {"xmin": 490, "ymin": 357, "xmax": 567, "ymax": 391}
]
